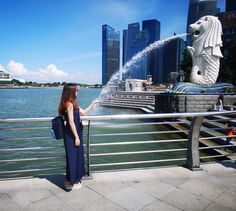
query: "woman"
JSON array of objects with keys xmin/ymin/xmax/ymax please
[{"xmin": 58, "ymin": 83, "xmax": 98, "ymax": 190}]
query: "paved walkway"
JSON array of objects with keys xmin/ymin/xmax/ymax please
[{"xmin": 0, "ymin": 162, "xmax": 236, "ymax": 211}]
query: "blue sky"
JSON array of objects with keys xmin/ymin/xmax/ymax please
[{"xmin": 0, "ymin": 0, "xmax": 225, "ymax": 84}]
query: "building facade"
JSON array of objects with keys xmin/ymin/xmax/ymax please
[
  {"xmin": 0, "ymin": 70, "xmax": 12, "ymax": 85},
  {"xmin": 226, "ymin": 0, "xmax": 236, "ymax": 12},
  {"xmin": 122, "ymin": 19, "xmax": 160, "ymax": 81},
  {"xmin": 217, "ymin": 0, "xmax": 236, "ymax": 57},
  {"xmin": 102, "ymin": 24, "xmax": 120, "ymax": 85},
  {"xmin": 186, "ymin": 0, "xmax": 220, "ymax": 45},
  {"xmin": 160, "ymin": 37, "xmax": 186, "ymax": 83}
]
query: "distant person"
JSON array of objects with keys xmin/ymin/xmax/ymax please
[
  {"xmin": 216, "ymin": 96, "xmax": 223, "ymax": 111},
  {"xmin": 129, "ymin": 83, "xmax": 133, "ymax": 91},
  {"xmin": 225, "ymin": 122, "xmax": 235, "ymax": 146},
  {"xmin": 58, "ymin": 83, "xmax": 99, "ymax": 190}
]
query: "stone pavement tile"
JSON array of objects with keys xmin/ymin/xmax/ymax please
[
  {"xmin": 86, "ymin": 171, "xmax": 134, "ymax": 184},
  {"xmin": 0, "ymin": 193, "xmax": 21, "ymax": 211},
  {"xmin": 55, "ymin": 185, "xmax": 125, "ymax": 211},
  {"xmin": 213, "ymin": 188, "xmax": 236, "ymax": 210},
  {"xmin": 129, "ymin": 180, "xmax": 178, "ymax": 200},
  {"xmin": 105, "ymin": 186, "xmax": 156, "ymax": 211},
  {"xmin": 112, "ymin": 169, "xmax": 158, "ymax": 182},
  {"xmin": 0, "ymin": 178, "xmax": 34, "ymax": 192},
  {"xmin": 7, "ymin": 189, "xmax": 53, "ymax": 208},
  {"xmin": 160, "ymin": 177, "xmax": 192, "ymax": 188},
  {"xmin": 203, "ymin": 202, "xmax": 235, "ymax": 211},
  {"xmin": 160, "ymin": 188, "xmax": 211, "ymax": 211},
  {"xmin": 85, "ymin": 180, "xmax": 129, "ymax": 196},
  {"xmin": 178, "ymin": 178, "xmax": 228, "ymax": 200},
  {"xmin": 216, "ymin": 174, "xmax": 236, "ymax": 189},
  {"xmin": 23, "ymin": 195, "xmax": 74, "ymax": 211},
  {"xmin": 201, "ymin": 162, "xmax": 236, "ymax": 175},
  {"xmin": 140, "ymin": 199, "xmax": 181, "ymax": 211}
]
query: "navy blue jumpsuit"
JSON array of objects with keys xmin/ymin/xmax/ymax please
[{"xmin": 63, "ymin": 109, "xmax": 85, "ymax": 185}]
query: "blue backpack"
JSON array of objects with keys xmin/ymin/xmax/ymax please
[{"xmin": 51, "ymin": 116, "xmax": 65, "ymax": 140}]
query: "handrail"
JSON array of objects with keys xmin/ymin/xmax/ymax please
[
  {"xmin": 0, "ymin": 110, "xmax": 235, "ymax": 179},
  {"xmin": 0, "ymin": 110, "xmax": 235, "ymax": 122}
]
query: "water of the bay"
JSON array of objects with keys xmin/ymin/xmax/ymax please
[{"xmin": 0, "ymin": 88, "xmax": 186, "ymax": 178}]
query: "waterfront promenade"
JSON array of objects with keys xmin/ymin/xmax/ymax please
[{"xmin": 0, "ymin": 162, "xmax": 236, "ymax": 211}]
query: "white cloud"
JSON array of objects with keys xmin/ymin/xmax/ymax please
[
  {"xmin": 2, "ymin": 60, "xmax": 101, "ymax": 84},
  {"xmin": 4, "ymin": 60, "xmax": 69, "ymax": 82},
  {"xmin": 7, "ymin": 60, "xmax": 28, "ymax": 76},
  {"xmin": 0, "ymin": 64, "xmax": 6, "ymax": 71}
]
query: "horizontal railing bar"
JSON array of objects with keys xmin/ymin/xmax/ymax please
[
  {"xmin": 0, "ymin": 146, "xmax": 64, "ymax": 152},
  {"xmin": 200, "ymin": 155, "xmax": 229, "ymax": 159},
  {"xmin": 0, "ymin": 110, "xmax": 235, "ymax": 123},
  {"xmin": 200, "ymin": 135, "xmax": 236, "ymax": 140},
  {"xmin": 0, "ymin": 126, "xmax": 50, "ymax": 131},
  {"xmin": 0, "ymin": 136, "xmax": 53, "ymax": 141},
  {"xmin": 203, "ymin": 119, "xmax": 236, "ymax": 123},
  {"xmin": 0, "ymin": 156, "xmax": 65, "ymax": 163},
  {"xmin": 91, "ymin": 158, "xmax": 187, "ymax": 167},
  {"xmin": 90, "ymin": 130, "xmax": 189, "ymax": 137},
  {"xmin": 0, "ymin": 167, "xmax": 65, "ymax": 174},
  {"xmin": 201, "ymin": 128, "xmax": 234, "ymax": 132},
  {"xmin": 91, "ymin": 148, "xmax": 187, "ymax": 157},
  {"xmin": 199, "ymin": 145, "xmax": 236, "ymax": 150},
  {"xmin": 91, "ymin": 121, "xmax": 190, "ymax": 127},
  {"xmin": 90, "ymin": 139, "xmax": 188, "ymax": 146}
]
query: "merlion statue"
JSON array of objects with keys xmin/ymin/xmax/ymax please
[
  {"xmin": 187, "ymin": 15, "xmax": 223, "ymax": 85},
  {"xmin": 166, "ymin": 15, "xmax": 233, "ymax": 94}
]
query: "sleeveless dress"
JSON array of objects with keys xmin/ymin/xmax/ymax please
[{"xmin": 63, "ymin": 109, "xmax": 86, "ymax": 185}]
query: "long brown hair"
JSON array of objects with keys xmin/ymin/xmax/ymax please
[{"xmin": 58, "ymin": 83, "xmax": 80, "ymax": 115}]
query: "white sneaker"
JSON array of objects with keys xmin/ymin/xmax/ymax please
[{"xmin": 72, "ymin": 182, "xmax": 83, "ymax": 190}]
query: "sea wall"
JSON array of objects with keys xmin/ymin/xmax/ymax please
[{"xmin": 155, "ymin": 93, "xmax": 236, "ymax": 113}]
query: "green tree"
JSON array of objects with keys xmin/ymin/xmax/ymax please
[{"xmin": 179, "ymin": 49, "xmax": 192, "ymax": 82}]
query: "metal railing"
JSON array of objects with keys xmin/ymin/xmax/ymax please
[{"xmin": 0, "ymin": 110, "xmax": 235, "ymax": 179}]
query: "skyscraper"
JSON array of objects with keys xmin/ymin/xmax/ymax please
[
  {"xmin": 226, "ymin": 0, "xmax": 236, "ymax": 12},
  {"xmin": 161, "ymin": 37, "xmax": 186, "ymax": 83},
  {"xmin": 186, "ymin": 0, "xmax": 219, "ymax": 45},
  {"xmin": 142, "ymin": 20, "xmax": 161, "ymax": 84},
  {"xmin": 122, "ymin": 19, "xmax": 160, "ymax": 81},
  {"xmin": 217, "ymin": 0, "xmax": 236, "ymax": 57},
  {"xmin": 102, "ymin": 24, "xmax": 120, "ymax": 85}
]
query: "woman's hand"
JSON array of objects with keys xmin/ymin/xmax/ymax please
[
  {"xmin": 92, "ymin": 100, "xmax": 100, "ymax": 105},
  {"xmin": 75, "ymin": 137, "xmax": 80, "ymax": 147}
]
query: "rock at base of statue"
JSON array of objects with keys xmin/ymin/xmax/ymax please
[{"xmin": 166, "ymin": 82, "xmax": 233, "ymax": 94}]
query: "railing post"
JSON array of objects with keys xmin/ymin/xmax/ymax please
[
  {"xmin": 86, "ymin": 120, "xmax": 91, "ymax": 177},
  {"xmin": 186, "ymin": 116, "xmax": 203, "ymax": 171}
]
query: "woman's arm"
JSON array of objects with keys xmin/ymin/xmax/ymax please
[
  {"xmin": 79, "ymin": 100, "xmax": 99, "ymax": 116},
  {"xmin": 67, "ymin": 102, "xmax": 80, "ymax": 146}
]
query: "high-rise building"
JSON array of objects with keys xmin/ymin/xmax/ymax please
[
  {"xmin": 161, "ymin": 37, "xmax": 186, "ymax": 83},
  {"xmin": 102, "ymin": 25, "xmax": 120, "ymax": 85},
  {"xmin": 226, "ymin": 0, "xmax": 236, "ymax": 12},
  {"xmin": 142, "ymin": 20, "xmax": 161, "ymax": 84},
  {"xmin": 122, "ymin": 19, "xmax": 160, "ymax": 81},
  {"xmin": 186, "ymin": 0, "xmax": 220, "ymax": 45},
  {"xmin": 217, "ymin": 0, "xmax": 236, "ymax": 57},
  {"xmin": 122, "ymin": 30, "xmax": 127, "ymax": 66}
]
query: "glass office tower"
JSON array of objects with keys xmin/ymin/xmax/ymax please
[
  {"xmin": 161, "ymin": 37, "xmax": 186, "ymax": 83},
  {"xmin": 122, "ymin": 19, "xmax": 160, "ymax": 81},
  {"xmin": 102, "ymin": 24, "xmax": 120, "ymax": 85},
  {"xmin": 226, "ymin": 0, "xmax": 236, "ymax": 12},
  {"xmin": 217, "ymin": 0, "xmax": 236, "ymax": 57},
  {"xmin": 186, "ymin": 0, "xmax": 219, "ymax": 45}
]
